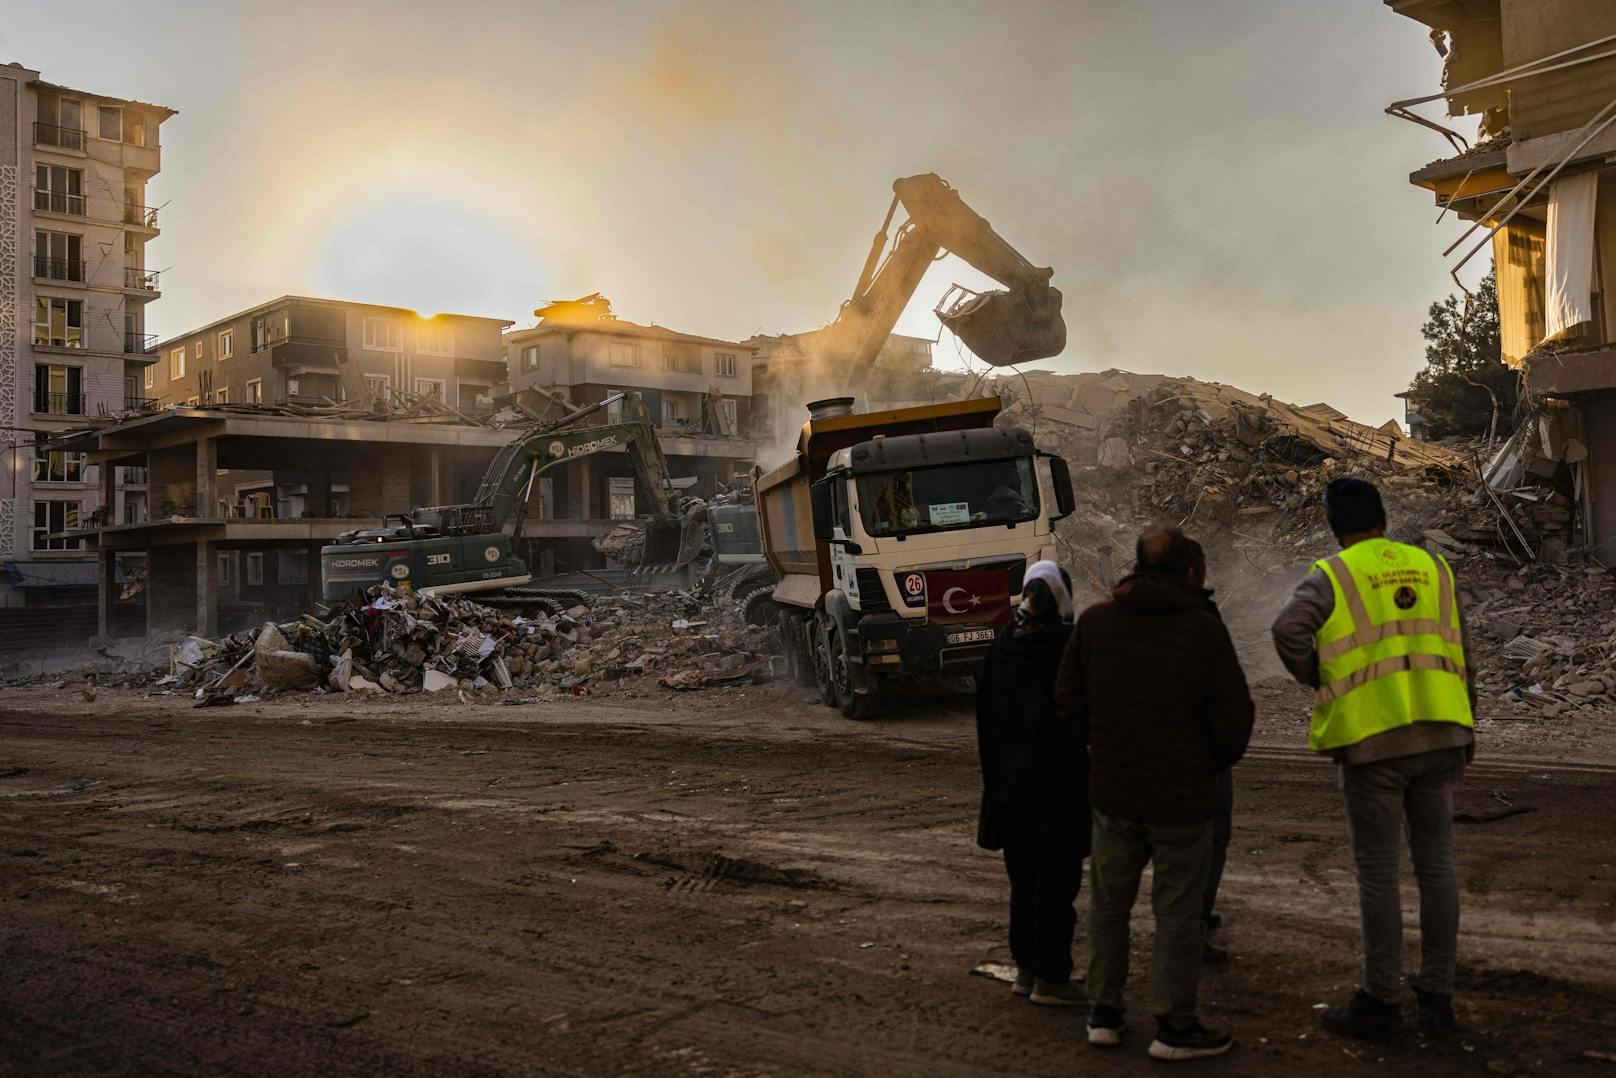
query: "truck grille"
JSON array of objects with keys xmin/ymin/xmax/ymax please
[{"xmin": 855, "ymin": 568, "xmax": 891, "ymax": 612}]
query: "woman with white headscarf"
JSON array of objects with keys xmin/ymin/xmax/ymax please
[{"xmin": 975, "ymin": 559, "xmax": 1089, "ymax": 1007}]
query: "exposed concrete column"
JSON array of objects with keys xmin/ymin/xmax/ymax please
[
  {"xmin": 196, "ymin": 540, "xmax": 219, "ymax": 638},
  {"xmin": 308, "ymin": 469, "xmax": 332, "ymax": 519},
  {"xmin": 428, "ymin": 447, "xmax": 444, "ymax": 505},
  {"xmin": 98, "ymin": 459, "xmax": 116, "ymax": 525},
  {"xmin": 97, "ymin": 549, "xmax": 117, "ymax": 638},
  {"xmin": 579, "ymin": 457, "xmax": 594, "ymax": 518},
  {"xmin": 196, "ymin": 436, "xmax": 218, "ymax": 518}
]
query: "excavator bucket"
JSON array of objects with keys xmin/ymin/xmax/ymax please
[
  {"xmin": 937, "ymin": 284, "xmax": 1066, "ymax": 367},
  {"xmin": 634, "ymin": 514, "xmax": 688, "ymax": 569}
]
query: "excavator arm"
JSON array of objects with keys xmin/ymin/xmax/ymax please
[{"xmin": 805, "ymin": 172, "xmax": 1065, "ymax": 395}]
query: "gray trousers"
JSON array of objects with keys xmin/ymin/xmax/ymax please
[
  {"xmin": 1339, "ymin": 746, "xmax": 1466, "ymax": 1002},
  {"xmin": 1087, "ymin": 810, "xmax": 1212, "ymax": 1023}
]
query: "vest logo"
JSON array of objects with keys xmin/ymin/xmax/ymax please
[
  {"xmin": 1377, "ymin": 545, "xmax": 1409, "ymax": 567},
  {"xmin": 1394, "ymin": 585, "xmax": 1418, "ymax": 610}
]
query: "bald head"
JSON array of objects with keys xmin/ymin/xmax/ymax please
[{"xmin": 1135, "ymin": 525, "xmax": 1207, "ymax": 587}]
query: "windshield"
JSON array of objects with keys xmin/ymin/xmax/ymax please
[{"xmin": 856, "ymin": 457, "xmax": 1039, "ymax": 537}]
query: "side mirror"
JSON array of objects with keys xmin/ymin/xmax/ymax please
[
  {"xmin": 1049, "ymin": 456, "xmax": 1075, "ymax": 520},
  {"xmin": 810, "ymin": 478, "xmax": 835, "ymax": 542}
]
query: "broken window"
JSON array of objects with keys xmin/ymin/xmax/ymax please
[{"xmin": 522, "ymin": 345, "xmax": 540, "ymax": 371}]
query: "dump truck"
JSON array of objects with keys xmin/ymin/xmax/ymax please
[{"xmin": 758, "ymin": 395, "xmax": 1074, "ymax": 719}]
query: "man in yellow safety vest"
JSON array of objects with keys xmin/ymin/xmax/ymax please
[{"xmin": 1271, "ymin": 477, "xmax": 1475, "ymax": 1042}]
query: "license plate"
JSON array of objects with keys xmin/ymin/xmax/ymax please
[{"xmin": 946, "ymin": 629, "xmax": 996, "ymax": 644}]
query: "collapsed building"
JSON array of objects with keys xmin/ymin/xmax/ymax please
[{"xmin": 1388, "ymin": 0, "xmax": 1616, "ymax": 566}]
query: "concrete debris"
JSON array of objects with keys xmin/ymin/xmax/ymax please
[{"xmin": 158, "ymin": 582, "xmax": 779, "ymax": 706}]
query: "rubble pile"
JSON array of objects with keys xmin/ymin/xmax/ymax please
[{"xmin": 166, "ymin": 585, "xmax": 778, "ymax": 706}]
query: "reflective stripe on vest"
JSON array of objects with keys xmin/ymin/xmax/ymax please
[{"xmin": 1308, "ymin": 538, "xmax": 1473, "ymax": 752}]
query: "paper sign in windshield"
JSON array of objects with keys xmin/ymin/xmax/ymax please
[{"xmin": 928, "ymin": 502, "xmax": 970, "ymax": 526}]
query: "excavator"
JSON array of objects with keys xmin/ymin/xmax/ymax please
[
  {"xmin": 709, "ymin": 171, "xmax": 1067, "ymax": 618},
  {"xmin": 319, "ymin": 390, "xmax": 688, "ymax": 603}
]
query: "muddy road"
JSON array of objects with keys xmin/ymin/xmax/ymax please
[{"xmin": 2, "ymin": 679, "xmax": 1615, "ymax": 1076}]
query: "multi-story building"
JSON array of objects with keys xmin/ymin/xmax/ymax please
[
  {"xmin": 0, "ymin": 62, "xmax": 173, "ymax": 614},
  {"xmin": 1388, "ymin": 1, "xmax": 1616, "ymax": 562},
  {"xmin": 746, "ymin": 330, "xmax": 937, "ymax": 443},
  {"xmin": 503, "ymin": 294, "xmax": 759, "ymax": 574},
  {"xmin": 144, "ymin": 296, "xmax": 511, "ymax": 523}
]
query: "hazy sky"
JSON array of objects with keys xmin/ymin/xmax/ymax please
[{"xmin": 6, "ymin": 1, "xmax": 1477, "ymax": 423}]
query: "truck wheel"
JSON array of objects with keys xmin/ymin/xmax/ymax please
[
  {"xmin": 830, "ymin": 630, "xmax": 882, "ymax": 721},
  {"xmin": 736, "ymin": 583, "xmax": 778, "ymax": 628},
  {"xmin": 780, "ymin": 614, "xmax": 816, "ymax": 688},
  {"xmin": 811, "ymin": 627, "xmax": 838, "ymax": 707}
]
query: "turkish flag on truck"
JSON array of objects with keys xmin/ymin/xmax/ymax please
[{"xmin": 925, "ymin": 569, "xmax": 1013, "ymax": 625}]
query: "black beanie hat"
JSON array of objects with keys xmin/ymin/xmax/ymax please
[{"xmin": 1324, "ymin": 477, "xmax": 1386, "ymax": 536}]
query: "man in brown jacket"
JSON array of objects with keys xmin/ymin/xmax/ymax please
[{"xmin": 1056, "ymin": 526, "xmax": 1255, "ymax": 1061}]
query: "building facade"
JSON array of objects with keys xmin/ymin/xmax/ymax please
[
  {"xmin": 746, "ymin": 330, "xmax": 936, "ymax": 443},
  {"xmin": 1391, "ymin": 0, "xmax": 1616, "ymax": 563},
  {"xmin": 0, "ymin": 62, "xmax": 173, "ymax": 609}
]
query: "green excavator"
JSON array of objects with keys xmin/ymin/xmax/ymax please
[{"xmin": 319, "ymin": 390, "xmax": 688, "ymax": 602}]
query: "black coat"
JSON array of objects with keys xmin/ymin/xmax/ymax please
[
  {"xmin": 975, "ymin": 616, "xmax": 1090, "ymax": 854},
  {"xmin": 1055, "ymin": 572, "xmax": 1254, "ymax": 826}
]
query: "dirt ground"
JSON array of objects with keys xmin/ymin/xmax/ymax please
[{"xmin": 3, "ymin": 676, "xmax": 1615, "ymax": 1076}]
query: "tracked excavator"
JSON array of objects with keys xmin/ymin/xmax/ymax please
[{"xmin": 319, "ymin": 391, "xmax": 688, "ymax": 607}]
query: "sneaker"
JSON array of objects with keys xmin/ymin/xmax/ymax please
[
  {"xmin": 1320, "ymin": 990, "xmax": 1402, "ymax": 1042},
  {"xmin": 1030, "ymin": 977, "xmax": 1084, "ymax": 1006},
  {"xmin": 1414, "ymin": 988, "xmax": 1455, "ymax": 1039},
  {"xmin": 1086, "ymin": 1004, "xmax": 1126, "ymax": 1047},
  {"xmin": 1011, "ymin": 968, "xmax": 1034, "ymax": 997},
  {"xmin": 1148, "ymin": 1020, "xmax": 1234, "ymax": 1061},
  {"xmin": 1202, "ymin": 940, "xmax": 1230, "ymax": 967}
]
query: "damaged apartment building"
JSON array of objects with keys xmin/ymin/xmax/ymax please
[
  {"xmin": 0, "ymin": 62, "xmax": 172, "ymax": 647},
  {"xmin": 1390, "ymin": 0, "xmax": 1616, "ymax": 564},
  {"xmin": 503, "ymin": 294, "xmax": 758, "ymax": 575}
]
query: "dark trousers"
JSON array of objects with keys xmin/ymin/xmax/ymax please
[
  {"xmin": 1003, "ymin": 841, "xmax": 1084, "ymax": 983},
  {"xmin": 1203, "ymin": 768, "xmax": 1233, "ymax": 923}
]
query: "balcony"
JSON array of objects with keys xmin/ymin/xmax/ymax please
[
  {"xmin": 32, "ymin": 255, "xmax": 86, "ymax": 283},
  {"xmin": 123, "ymin": 203, "xmax": 160, "ymax": 229},
  {"xmin": 120, "ymin": 466, "xmax": 149, "ymax": 484},
  {"xmin": 124, "ymin": 330, "xmax": 157, "ymax": 354},
  {"xmin": 33, "ymin": 189, "xmax": 86, "ymax": 216},
  {"xmin": 122, "ymin": 397, "xmax": 158, "ymax": 414},
  {"xmin": 124, "ymin": 267, "xmax": 160, "ymax": 292},
  {"xmin": 32, "ymin": 392, "xmax": 86, "ymax": 416},
  {"xmin": 34, "ymin": 121, "xmax": 85, "ymax": 151}
]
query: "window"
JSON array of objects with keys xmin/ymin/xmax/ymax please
[
  {"xmin": 197, "ymin": 370, "xmax": 213, "ymax": 403},
  {"xmin": 522, "ymin": 345, "xmax": 539, "ymax": 371},
  {"xmin": 35, "ymin": 95, "xmax": 83, "ymax": 149},
  {"xmin": 278, "ymin": 551, "xmax": 309, "ymax": 584},
  {"xmin": 286, "ymin": 378, "xmax": 300, "ymax": 397},
  {"xmin": 33, "ymin": 364, "xmax": 83, "ymax": 415},
  {"xmin": 413, "ymin": 378, "xmax": 445, "ymax": 401},
  {"xmin": 857, "ymin": 457, "xmax": 1039, "ymax": 537},
  {"xmin": 125, "ymin": 113, "xmax": 145, "ymax": 147},
  {"xmin": 215, "ymin": 387, "xmax": 228, "ymax": 405},
  {"xmin": 364, "ymin": 374, "xmax": 390, "ymax": 400},
  {"xmin": 459, "ymin": 382, "xmax": 490, "ymax": 407},
  {"xmin": 715, "ymin": 352, "xmax": 737, "ymax": 378},
  {"xmin": 33, "ymin": 297, "xmax": 83, "ymax": 348},
  {"xmin": 169, "ymin": 347, "xmax": 186, "ymax": 379},
  {"xmin": 97, "ymin": 106, "xmax": 122, "ymax": 142},
  {"xmin": 911, "ymin": 340, "xmax": 931, "ymax": 355},
  {"xmin": 363, "ymin": 317, "xmax": 401, "ymax": 351},
  {"xmin": 33, "ymin": 165, "xmax": 84, "ymax": 215},
  {"xmin": 34, "ymin": 230, "xmax": 83, "ymax": 281},
  {"xmin": 664, "ymin": 349, "xmax": 695, "ymax": 373},
  {"xmin": 606, "ymin": 396, "xmax": 624, "ymax": 424},
  {"xmin": 417, "ymin": 322, "xmax": 452, "ymax": 355},
  {"xmin": 194, "ymin": 339, "xmax": 205, "ymax": 363},
  {"xmin": 32, "ymin": 500, "xmax": 82, "ymax": 551},
  {"xmin": 218, "ymin": 554, "xmax": 233, "ymax": 588},
  {"xmin": 721, "ymin": 398, "xmax": 738, "ymax": 435},
  {"xmin": 609, "ymin": 342, "xmax": 641, "ymax": 368},
  {"xmin": 252, "ymin": 316, "xmax": 269, "ymax": 352},
  {"xmin": 246, "ymin": 552, "xmax": 265, "ymax": 586},
  {"xmin": 662, "ymin": 398, "xmax": 684, "ymax": 426},
  {"xmin": 217, "ymin": 330, "xmax": 232, "ymax": 358},
  {"xmin": 142, "ymin": 367, "xmax": 153, "ymax": 391},
  {"xmin": 33, "ymin": 448, "xmax": 85, "ymax": 483},
  {"xmin": 246, "ymin": 379, "xmax": 262, "ymax": 404},
  {"xmin": 608, "ymin": 477, "xmax": 636, "ymax": 521}
]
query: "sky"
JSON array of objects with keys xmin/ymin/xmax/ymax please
[{"xmin": 5, "ymin": 0, "xmax": 1481, "ymax": 424}]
